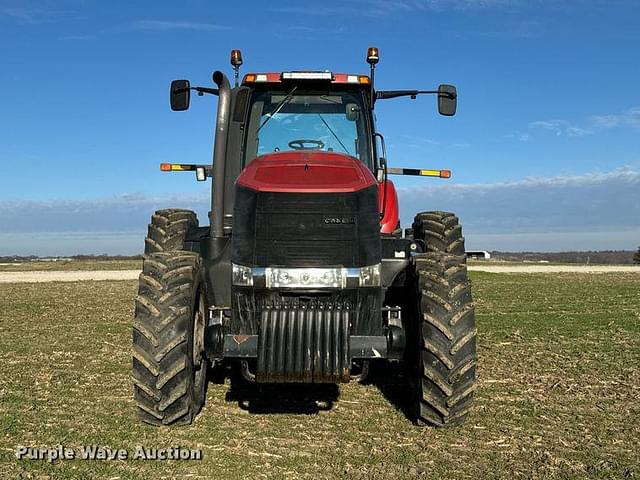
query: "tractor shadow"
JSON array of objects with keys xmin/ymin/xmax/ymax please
[
  {"xmin": 224, "ymin": 370, "xmax": 340, "ymax": 415},
  {"xmin": 365, "ymin": 362, "xmax": 416, "ymax": 423},
  {"xmin": 218, "ymin": 363, "xmax": 416, "ymax": 420}
]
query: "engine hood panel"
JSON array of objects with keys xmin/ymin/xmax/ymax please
[{"xmin": 236, "ymin": 151, "xmax": 377, "ymax": 193}]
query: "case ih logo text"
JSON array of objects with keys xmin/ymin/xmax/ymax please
[{"xmin": 324, "ymin": 217, "xmax": 356, "ymax": 225}]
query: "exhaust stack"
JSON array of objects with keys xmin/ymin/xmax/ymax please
[{"xmin": 210, "ymin": 70, "xmax": 231, "ymax": 239}]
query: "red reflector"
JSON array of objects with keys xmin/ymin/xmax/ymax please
[
  {"xmin": 440, "ymin": 170, "xmax": 451, "ymax": 178},
  {"xmin": 160, "ymin": 163, "xmax": 171, "ymax": 171}
]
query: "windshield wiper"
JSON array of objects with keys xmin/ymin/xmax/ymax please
[
  {"xmin": 317, "ymin": 113, "xmax": 349, "ymax": 154},
  {"xmin": 257, "ymin": 86, "xmax": 298, "ymax": 133}
]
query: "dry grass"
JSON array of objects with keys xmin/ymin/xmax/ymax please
[{"xmin": 0, "ymin": 273, "xmax": 638, "ymax": 479}]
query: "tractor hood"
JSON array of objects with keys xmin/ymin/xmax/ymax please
[{"xmin": 236, "ymin": 151, "xmax": 377, "ymax": 193}]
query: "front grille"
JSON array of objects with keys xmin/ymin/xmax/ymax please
[
  {"xmin": 256, "ymin": 306, "xmax": 351, "ymax": 383},
  {"xmin": 232, "ymin": 185, "xmax": 381, "ymax": 267}
]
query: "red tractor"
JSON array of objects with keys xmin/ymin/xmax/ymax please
[{"xmin": 132, "ymin": 48, "xmax": 477, "ymax": 427}]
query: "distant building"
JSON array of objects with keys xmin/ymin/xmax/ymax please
[{"xmin": 466, "ymin": 250, "xmax": 491, "ymax": 260}]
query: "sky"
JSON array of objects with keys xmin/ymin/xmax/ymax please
[{"xmin": 1, "ymin": 0, "xmax": 639, "ymax": 255}]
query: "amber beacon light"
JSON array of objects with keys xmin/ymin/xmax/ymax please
[{"xmin": 230, "ymin": 49, "xmax": 243, "ymax": 86}]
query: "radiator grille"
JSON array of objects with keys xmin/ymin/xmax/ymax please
[{"xmin": 232, "ymin": 185, "xmax": 381, "ymax": 267}]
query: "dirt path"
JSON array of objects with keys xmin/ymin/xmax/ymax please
[
  {"xmin": 0, "ymin": 270, "xmax": 141, "ymax": 283},
  {"xmin": 1, "ymin": 265, "xmax": 639, "ymax": 283}
]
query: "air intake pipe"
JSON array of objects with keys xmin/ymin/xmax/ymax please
[{"xmin": 210, "ymin": 70, "xmax": 231, "ymax": 239}]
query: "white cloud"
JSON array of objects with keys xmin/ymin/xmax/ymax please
[
  {"xmin": 0, "ymin": 6, "xmax": 80, "ymax": 25},
  {"xmin": 507, "ymin": 130, "xmax": 532, "ymax": 142},
  {"xmin": 397, "ymin": 166, "xmax": 640, "ymax": 245},
  {"xmin": 466, "ymin": 229, "xmax": 640, "ymax": 252},
  {"xmin": 0, "ymin": 232, "xmax": 145, "ymax": 257},
  {"xmin": 61, "ymin": 34, "xmax": 97, "ymax": 41},
  {"xmin": 521, "ymin": 106, "xmax": 640, "ymax": 141},
  {"xmin": 367, "ymin": 0, "xmax": 515, "ymax": 12},
  {"xmin": 1, "ymin": 167, "xmax": 638, "ymax": 254},
  {"xmin": 0, "ymin": 192, "xmax": 209, "ymax": 234},
  {"xmin": 529, "ymin": 120, "xmax": 591, "ymax": 137},
  {"xmin": 590, "ymin": 106, "xmax": 640, "ymax": 130},
  {"xmin": 54, "ymin": 18, "xmax": 228, "ymax": 41},
  {"xmin": 128, "ymin": 20, "xmax": 227, "ymax": 32},
  {"xmin": 269, "ymin": 0, "xmax": 516, "ymax": 17},
  {"xmin": 397, "ymin": 134, "xmax": 441, "ymax": 147}
]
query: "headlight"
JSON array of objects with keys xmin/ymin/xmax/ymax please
[
  {"xmin": 359, "ymin": 264, "xmax": 381, "ymax": 287},
  {"xmin": 231, "ymin": 264, "xmax": 381, "ymax": 288},
  {"xmin": 232, "ymin": 264, "xmax": 253, "ymax": 286},
  {"xmin": 266, "ymin": 267, "xmax": 345, "ymax": 289}
]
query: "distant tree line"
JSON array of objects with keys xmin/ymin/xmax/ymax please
[
  {"xmin": 70, "ymin": 254, "xmax": 144, "ymax": 261},
  {"xmin": 2, "ymin": 250, "xmax": 639, "ymax": 265},
  {"xmin": 0, "ymin": 254, "xmax": 143, "ymax": 263},
  {"xmin": 491, "ymin": 250, "xmax": 637, "ymax": 265}
]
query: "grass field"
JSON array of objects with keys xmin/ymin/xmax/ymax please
[{"xmin": 1, "ymin": 273, "xmax": 638, "ymax": 479}]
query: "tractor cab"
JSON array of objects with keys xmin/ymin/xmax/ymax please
[{"xmin": 239, "ymin": 72, "xmax": 375, "ymax": 170}]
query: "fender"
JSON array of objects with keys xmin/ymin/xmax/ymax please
[{"xmin": 378, "ymin": 179, "xmax": 399, "ymax": 234}]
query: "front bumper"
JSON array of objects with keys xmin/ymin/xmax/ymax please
[
  {"xmin": 223, "ymin": 334, "xmax": 388, "ymax": 361},
  {"xmin": 222, "ymin": 304, "xmax": 387, "ymax": 383}
]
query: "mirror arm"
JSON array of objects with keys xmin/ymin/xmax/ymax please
[
  {"xmin": 173, "ymin": 86, "xmax": 220, "ymax": 97},
  {"xmin": 193, "ymin": 86, "xmax": 219, "ymax": 97},
  {"xmin": 376, "ymin": 90, "xmax": 455, "ymax": 100}
]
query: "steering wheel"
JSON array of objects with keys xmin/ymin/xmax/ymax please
[{"xmin": 288, "ymin": 139, "xmax": 325, "ymax": 150}]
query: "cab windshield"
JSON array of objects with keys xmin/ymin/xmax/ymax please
[{"xmin": 243, "ymin": 88, "xmax": 372, "ymax": 168}]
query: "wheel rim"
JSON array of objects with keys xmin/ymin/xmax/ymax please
[
  {"xmin": 192, "ymin": 293, "xmax": 206, "ymax": 382},
  {"xmin": 410, "ymin": 308, "xmax": 424, "ymax": 418}
]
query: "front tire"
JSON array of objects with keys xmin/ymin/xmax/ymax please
[
  {"xmin": 132, "ymin": 251, "xmax": 208, "ymax": 426},
  {"xmin": 413, "ymin": 252, "xmax": 477, "ymax": 426},
  {"xmin": 409, "ymin": 211, "xmax": 477, "ymax": 427}
]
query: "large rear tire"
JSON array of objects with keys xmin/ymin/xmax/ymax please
[
  {"xmin": 144, "ymin": 208, "xmax": 197, "ymax": 254},
  {"xmin": 409, "ymin": 211, "xmax": 477, "ymax": 427},
  {"xmin": 412, "ymin": 211, "xmax": 465, "ymax": 254}
]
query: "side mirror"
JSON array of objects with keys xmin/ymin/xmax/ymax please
[
  {"xmin": 438, "ymin": 84, "xmax": 457, "ymax": 116},
  {"xmin": 345, "ymin": 103, "xmax": 360, "ymax": 121},
  {"xmin": 170, "ymin": 79, "xmax": 191, "ymax": 111}
]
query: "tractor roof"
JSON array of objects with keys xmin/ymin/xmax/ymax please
[{"xmin": 242, "ymin": 72, "xmax": 370, "ymax": 87}]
